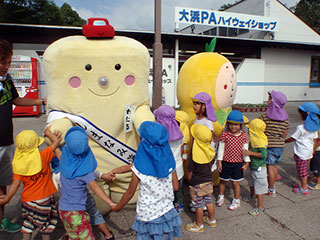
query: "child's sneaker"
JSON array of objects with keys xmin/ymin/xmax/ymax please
[
  {"xmin": 104, "ymin": 231, "xmax": 115, "ymax": 240},
  {"xmin": 175, "ymin": 203, "xmax": 184, "ymax": 215},
  {"xmin": 228, "ymin": 199, "xmax": 240, "ymax": 211},
  {"xmin": 293, "ymin": 187, "xmax": 310, "ymax": 195},
  {"xmin": 216, "ymin": 195, "xmax": 224, "ymax": 207},
  {"xmin": 185, "ymin": 222, "xmax": 204, "ymax": 233},
  {"xmin": 309, "ymin": 183, "xmax": 320, "ymax": 190},
  {"xmin": 249, "ymin": 208, "xmax": 265, "ymax": 216},
  {"xmin": 292, "ymin": 183, "xmax": 300, "ymax": 188},
  {"xmin": 203, "ymin": 216, "xmax": 217, "ymax": 228},
  {"xmin": 292, "ymin": 183, "xmax": 309, "ymax": 189},
  {"xmin": 275, "ymin": 174, "xmax": 282, "ymax": 181},
  {"xmin": 265, "ymin": 189, "xmax": 276, "ymax": 197},
  {"xmin": 243, "ymin": 194, "xmax": 257, "ymax": 202},
  {"xmin": 0, "ymin": 218, "xmax": 21, "ymax": 233}
]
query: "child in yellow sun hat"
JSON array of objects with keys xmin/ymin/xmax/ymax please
[
  {"xmin": 0, "ymin": 127, "xmax": 61, "ymax": 240},
  {"xmin": 243, "ymin": 119, "xmax": 268, "ymax": 216},
  {"xmin": 186, "ymin": 124, "xmax": 216, "ymax": 233}
]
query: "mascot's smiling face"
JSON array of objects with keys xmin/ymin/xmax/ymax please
[{"xmin": 43, "ymin": 35, "xmax": 150, "ymax": 120}]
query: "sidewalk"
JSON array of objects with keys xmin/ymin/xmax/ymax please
[{"xmin": 1, "ymin": 102, "xmax": 320, "ymax": 239}]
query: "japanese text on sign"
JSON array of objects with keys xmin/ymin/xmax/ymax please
[{"xmin": 175, "ymin": 7, "xmax": 279, "ymax": 32}]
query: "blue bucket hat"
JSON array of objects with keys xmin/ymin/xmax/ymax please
[
  {"xmin": 134, "ymin": 121, "xmax": 175, "ymax": 178},
  {"xmin": 60, "ymin": 126, "xmax": 97, "ymax": 179},
  {"xmin": 298, "ymin": 102, "xmax": 320, "ymax": 132},
  {"xmin": 227, "ymin": 110, "xmax": 244, "ymax": 124}
]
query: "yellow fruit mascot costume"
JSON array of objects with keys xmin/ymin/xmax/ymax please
[
  {"xmin": 43, "ymin": 18, "xmax": 154, "ymax": 214},
  {"xmin": 177, "ymin": 38, "xmax": 237, "ymax": 137},
  {"xmin": 177, "ymin": 39, "xmax": 237, "ymax": 185}
]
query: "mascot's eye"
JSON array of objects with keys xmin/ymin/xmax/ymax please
[
  {"xmin": 85, "ymin": 64, "xmax": 92, "ymax": 71},
  {"xmin": 115, "ymin": 64, "xmax": 121, "ymax": 70}
]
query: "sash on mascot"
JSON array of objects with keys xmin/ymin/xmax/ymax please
[{"xmin": 47, "ymin": 110, "xmax": 136, "ymax": 164}]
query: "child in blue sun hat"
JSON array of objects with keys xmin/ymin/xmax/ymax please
[
  {"xmin": 216, "ymin": 110, "xmax": 250, "ymax": 210},
  {"xmin": 58, "ymin": 126, "xmax": 116, "ymax": 240},
  {"xmin": 111, "ymin": 121, "xmax": 182, "ymax": 240},
  {"xmin": 285, "ymin": 102, "xmax": 320, "ymax": 195}
]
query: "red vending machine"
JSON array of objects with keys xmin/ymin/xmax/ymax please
[{"xmin": 8, "ymin": 55, "xmax": 40, "ymax": 116}]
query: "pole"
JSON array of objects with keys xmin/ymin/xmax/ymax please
[{"xmin": 152, "ymin": 0, "xmax": 163, "ymax": 109}]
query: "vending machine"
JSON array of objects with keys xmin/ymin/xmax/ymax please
[{"xmin": 8, "ymin": 55, "xmax": 40, "ymax": 116}]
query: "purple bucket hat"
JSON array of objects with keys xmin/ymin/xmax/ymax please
[
  {"xmin": 154, "ymin": 105, "xmax": 183, "ymax": 142},
  {"xmin": 266, "ymin": 91, "xmax": 288, "ymax": 121},
  {"xmin": 192, "ymin": 92, "xmax": 217, "ymax": 122}
]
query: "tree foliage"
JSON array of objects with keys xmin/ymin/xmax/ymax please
[
  {"xmin": 219, "ymin": 0, "xmax": 245, "ymax": 11},
  {"xmin": 294, "ymin": 0, "xmax": 320, "ymax": 34},
  {"xmin": 0, "ymin": 0, "xmax": 86, "ymax": 26}
]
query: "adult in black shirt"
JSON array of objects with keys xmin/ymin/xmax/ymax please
[{"xmin": 0, "ymin": 38, "xmax": 44, "ymax": 233}]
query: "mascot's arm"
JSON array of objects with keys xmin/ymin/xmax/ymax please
[
  {"xmin": 132, "ymin": 105, "xmax": 155, "ymax": 129},
  {"xmin": 45, "ymin": 118, "xmax": 73, "ymax": 145}
]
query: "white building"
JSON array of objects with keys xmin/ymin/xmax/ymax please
[
  {"xmin": 177, "ymin": 0, "xmax": 320, "ymax": 104},
  {"xmin": 1, "ymin": 0, "xmax": 319, "ymax": 107}
]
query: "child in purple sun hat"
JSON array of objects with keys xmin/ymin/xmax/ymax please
[
  {"xmin": 192, "ymin": 92, "xmax": 217, "ymax": 122},
  {"xmin": 265, "ymin": 90, "xmax": 288, "ymax": 121},
  {"xmin": 154, "ymin": 105, "xmax": 185, "ymax": 214},
  {"xmin": 260, "ymin": 90, "xmax": 289, "ymax": 197}
]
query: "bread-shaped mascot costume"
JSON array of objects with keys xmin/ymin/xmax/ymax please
[
  {"xmin": 44, "ymin": 18, "xmax": 154, "ymax": 214},
  {"xmin": 177, "ymin": 39, "xmax": 237, "ymax": 138}
]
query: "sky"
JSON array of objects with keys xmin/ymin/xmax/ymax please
[{"xmin": 53, "ymin": 0, "xmax": 299, "ymax": 32}]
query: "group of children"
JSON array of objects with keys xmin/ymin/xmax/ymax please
[{"xmin": 1, "ymin": 90, "xmax": 320, "ymax": 239}]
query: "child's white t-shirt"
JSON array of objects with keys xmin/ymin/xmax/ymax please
[
  {"xmin": 193, "ymin": 116, "xmax": 214, "ymax": 131},
  {"xmin": 193, "ymin": 116, "xmax": 216, "ymax": 150},
  {"xmin": 132, "ymin": 165, "xmax": 174, "ymax": 222},
  {"xmin": 169, "ymin": 137, "xmax": 184, "ymax": 180},
  {"xmin": 291, "ymin": 124, "xmax": 318, "ymax": 160}
]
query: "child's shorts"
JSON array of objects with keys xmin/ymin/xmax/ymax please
[
  {"xmin": 265, "ymin": 147, "xmax": 283, "ymax": 166},
  {"xmin": 294, "ymin": 154, "xmax": 309, "ymax": 178},
  {"xmin": 219, "ymin": 161, "xmax": 244, "ymax": 181},
  {"xmin": 21, "ymin": 195, "xmax": 58, "ymax": 234},
  {"xmin": 86, "ymin": 193, "xmax": 105, "ymax": 226},
  {"xmin": 59, "ymin": 210, "xmax": 94, "ymax": 240},
  {"xmin": 310, "ymin": 151, "xmax": 320, "ymax": 177},
  {"xmin": 189, "ymin": 184, "xmax": 213, "ymax": 209},
  {"xmin": 247, "ymin": 167, "xmax": 268, "ymax": 195}
]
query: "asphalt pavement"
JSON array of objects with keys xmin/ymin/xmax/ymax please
[{"xmin": 1, "ymin": 101, "xmax": 320, "ymax": 240}]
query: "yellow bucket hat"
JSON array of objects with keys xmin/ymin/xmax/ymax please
[
  {"xmin": 12, "ymin": 130, "xmax": 44, "ymax": 176},
  {"xmin": 247, "ymin": 119, "xmax": 268, "ymax": 148},
  {"xmin": 190, "ymin": 124, "xmax": 215, "ymax": 164},
  {"xmin": 175, "ymin": 110, "xmax": 190, "ymax": 144}
]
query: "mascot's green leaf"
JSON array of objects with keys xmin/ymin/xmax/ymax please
[
  {"xmin": 216, "ymin": 107, "xmax": 232, "ymax": 125},
  {"xmin": 205, "ymin": 38, "xmax": 217, "ymax": 52}
]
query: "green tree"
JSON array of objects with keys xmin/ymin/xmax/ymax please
[
  {"xmin": 219, "ymin": 0, "xmax": 244, "ymax": 11},
  {"xmin": 0, "ymin": 0, "xmax": 85, "ymax": 26},
  {"xmin": 294, "ymin": 0, "xmax": 320, "ymax": 34},
  {"xmin": 31, "ymin": 0, "xmax": 63, "ymax": 25},
  {"xmin": 60, "ymin": 3, "xmax": 86, "ymax": 26}
]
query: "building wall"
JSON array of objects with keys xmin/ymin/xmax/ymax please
[
  {"xmin": 269, "ymin": 0, "xmax": 320, "ymax": 43},
  {"xmin": 262, "ymin": 47, "xmax": 320, "ymax": 101},
  {"xmin": 234, "ymin": 58, "xmax": 265, "ymax": 104}
]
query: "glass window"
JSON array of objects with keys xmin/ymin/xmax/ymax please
[{"xmin": 310, "ymin": 57, "xmax": 320, "ymax": 87}]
